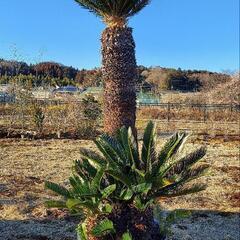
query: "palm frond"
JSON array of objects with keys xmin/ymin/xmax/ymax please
[
  {"xmin": 94, "ymin": 138, "xmax": 121, "ymax": 170},
  {"xmin": 45, "ymin": 181, "xmax": 72, "ymax": 198},
  {"xmin": 91, "ymin": 168, "xmax": 105, "ymax": 192},
  {"xmin": 106, "ymin": 169, "xmax": 132, "ymax": 187},
  {"xmin": 69, "ymin": 175, "xmax": 94, "ymax": 197},
  {"xmin": 164, "ymin": 147, "xmax": 207, "ymax": 178},
  {"xmin": 91, "ymin": 219, "xmax": 115, "ymax": 237},
  {"xmin": 122, "ymin": 231, "xmax": 133, "ymax": 240},
  {"xmin": 45, "ymin": 200, "xmax": 67, "ymax": 209},
  {"xmin": 100, "ymin": 133, "xmax": 127, "ymax": 165},
  {"xmin": 101, "ymin": 184, "xmax": 116, "ymax": 198},
  {"xmin": 152, "ymin": 132, "xmax": 188, "ymax": 176},
  {"xmin": 79, "ymin": 148, "xmax": 106, "ymax": 169},
  {"xmin": 127, "ymin": 127, "xmax": 141, "ymax": 169},
  {"xmin": 74, "ymin": 0, "xmax": 151, "ymax": 22},
  {"xmin": 141, "ymin": 121, "xmax": 157, "ymax": 175},
  {"xmin": 158, "ymin": 184, "xmax": 207, "ymax": 198},
  {"xmin": 154, "ymin": 164, "xmax": 209, "ymax": 195}
]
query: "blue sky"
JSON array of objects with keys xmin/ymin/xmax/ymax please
[{"xmin": 0, "ymin": 0, "xmax": 239, "ymax": 72}]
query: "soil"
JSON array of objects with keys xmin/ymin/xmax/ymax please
[{"xmin": 0, "ymin": 136, "xmax": 239, "ymax": 240}]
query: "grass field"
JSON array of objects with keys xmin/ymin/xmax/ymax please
[{"xmin": 0, "ymin": 134, "xmax": 239, "ymax": 240}]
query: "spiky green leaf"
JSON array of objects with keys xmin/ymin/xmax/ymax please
[
  {"xmin": 91, "ymin": 219, "xmax": 115, "ymax": 237},
  {"xmin": 101, "ymin": 184, "xmax": 116, "ymax": 198},
  {"xmin": 45, "ymin": 181, "xmax": 71, "ymax": 198},
  {"xmin": 122, "ymin": 231, "xmax": 133, "ymax": 240}
]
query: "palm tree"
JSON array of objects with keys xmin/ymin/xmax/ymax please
[{"xmin": 74, "ymin": 0, "xmax": 151, "ymax": 135}]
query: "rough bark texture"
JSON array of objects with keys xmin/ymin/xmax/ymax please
[
  {"xmin": 101, "ymin": 26, "xmax": 137, "ymax": 136},
  {"xmin": 108, "ymin": 204, "xmax": 163, "ymax": 240}
]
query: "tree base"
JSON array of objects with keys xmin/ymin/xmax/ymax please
[{"xmin": 106, "ymin": 204, "xmax": 164, "ymax": 240}]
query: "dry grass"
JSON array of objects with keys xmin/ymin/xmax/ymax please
[
  {"xmin": 0, "ymin": 136, "xmax": 239, "ymax": 218},
  {"xmin": 0, "ymin": 134, "xmax": 239, "ymax": 239},
  {"xmin": 137, "ymin": 107, "xmax": 239, "ymax": 123}
]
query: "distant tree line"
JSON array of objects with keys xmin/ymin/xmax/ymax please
[
  {"xmin": 0, "ymin": 59, "xmax": 230, "ymax": 91},
  {"xmin": 139, "ymin": 66, "xmax": 231, "ymax": 92}
]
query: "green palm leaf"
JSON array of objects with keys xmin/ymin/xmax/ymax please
[
  {"xmin": 79, "ymin": 148, "xmax": 106, "ymax": 169},
  {"xmin": 152, "ymin": 132, "xmax": 188, "ymax": 177},
  {"xmin": 45, "ymin": 181, "xmax": 72, "ymax": 198},
  {"xmin": 101, "ymin": 184, "xmax": 116, "ymax": 198},
  {"xmin": 91, "ymin": 168, "xmax": 105, "ymax": 192},
  {"xmin": 159, "ymin": 184, "xmax": 207, "ymax": 198},
  {"xmin": 74, "ymin": 0, "xmax": 151, "ymax": 19},
  {"xmin": 164, "ymin": 147, "xmax": 207, "ymax": 178},
  {"xmin": 122, "ymin": 231, "xmax": 133, "ymax": 240},
  {"xmin": 141, "ymin": 121, "xmax": 157, "ymax": 175},
  {"xmin": 127, "ymin": 127, "xmax": 141, "ymax": 169},
  {"xmin": 91, "ymin": 219, "xmax": 115, "ymax": 237},
  {"xmin": 45, "ymin": 200, "xmax": 67, "ymax": 209},
  {"xmin": 106, "ymin": 169, "xmax": 132, "ymax": 187}
]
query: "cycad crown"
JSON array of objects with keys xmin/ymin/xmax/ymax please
[
  {"xmin": 45, "ymin": 121, "xmax": 208, "ymax": 239},
  {"xmin": 74, "ymin": 0, "xmax": 151, "ymax": 26}
]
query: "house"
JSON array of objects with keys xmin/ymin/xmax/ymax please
[
  {"xmin": 52, "ymin": 85, "xmax": 82, "ymax": 97},
  {"xmin": 0, "ymin": 84, "xmax": 15, "ymax": 103}
]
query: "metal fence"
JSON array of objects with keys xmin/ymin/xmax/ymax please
[
  {"xmin": 138, "ymin": 102, "xmax": 240, "ymax": 123},
  {"xmin": 1, "ymin": 99, "xmax": 239, "ymax": 124}
]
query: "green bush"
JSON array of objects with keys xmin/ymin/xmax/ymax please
[
  {"xmin": 31, "ymin": 103, "xmax": 45, "ymax": 133},
  {"xmin": 45, "ymin": 121, "xmax": 208, "ymax": 239}
]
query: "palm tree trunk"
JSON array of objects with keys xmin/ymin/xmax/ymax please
[{"xmin": 101, "ymin": 26, "xmax": 137, "ymax": 136}]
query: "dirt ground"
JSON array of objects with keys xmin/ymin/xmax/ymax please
[{"xmin": 0, "ymin": 135, "xmax": 239, "ymax": 240}]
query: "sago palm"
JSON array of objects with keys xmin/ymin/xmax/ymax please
[
  {"xmin": 74, "ymin": 0, "xmax": 151, "ymax": 135},
  {"xmin": 45, "ymin": 122, "xmax": 209, "ymax": 239}
]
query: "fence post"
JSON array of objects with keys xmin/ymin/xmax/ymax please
[
  {"xmin": 167, "ymin": 102, "xmax": 170, "ymax": 122},
  {"xmin": 203, "ymin": 105, "xmax": 207, "ymax": 123}
]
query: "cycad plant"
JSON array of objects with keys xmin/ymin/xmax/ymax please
[
  {"xmin": 45, "ymin": 122, "xmax": 208, "ymax": 239},
  {"xmin": 74, "ymin": 0, "xmax": 152, "ymax": 135}
]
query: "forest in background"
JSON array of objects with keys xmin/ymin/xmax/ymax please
[{"xmin": 0, "ymin": 59, "xmax": 231, "ymax": 92}]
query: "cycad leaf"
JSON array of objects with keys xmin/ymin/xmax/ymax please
[
  {"xmin": 94, "ymin": 138, "xmax": 120, "ymax": 169},
  {"xmin": 76, "ymin": 222, "xmax": 87, "ymax": 240},
  {"xmin": 100, "ymin": 133, "xmax": 127, "ymax": 164},
  {"xmin": 164, "ymin": 147, "xmax": 207, "ymax": 178},
  {"xmin": 91, "ymin": 219, "xmax": 115, "ymax": 237},
  {"xmin": 101, "ymin": 184, "xmax": 116, "ymax": 198},
  {"xmin": 45, "ymin": 181, "xmax": 71, "ymax": 198},
  {"xmin": 141, "ymin": 121, "xmax": 156, "ymax": 174},
  {"xmin": 122, "ymin": 231, "xmax": 133, "ymax": 240},
  {"xmin": 134, "ymin": 196, "xmax": 148, "ymax": 211},
  {"xmin": 74, "ymin": 0, "xmax": 151, "ymax": 19},
  {"xmin": 45, "ymin": 200, "xmax": 66, "ymax": 209},
  {"xmin": 91, "ymin": 168, "xmax": 105, "ymax": 192},
  {"xmin": 66, "ymin": 199, "xmax": 96, "ymax": 212},
  {"xmin": 102, "ymin": 203, "xmax": 113, "ymax": 213},
  {"xmin": 181, "ymin": 164, "xmax": 210, "ymax": 181},
  {"xmin": 157, "ymin": 184, "xmax": 207, "ymax": 198},
  {"xmin": 153, "ymin": 164, "xmax": 209, "ymax": 196},
  {"xmin": 74, "ymin": 160, "xmax": 89, "ymax": 182},
  {"xmin": 152, "ymin": 132, "xmax": 188, "ymax": 177},
  {"xmin": 127, "ymin": 127, "xmax": 141, "ymax": 169},
  {"xmin": 120, "ymin": 188, "xmax": 133, "ymax": 200},
  {"xmin": 133, "ymin": 183, "xmax": 152, "ymax": 195},
  {"xmin": 79, "ymin": 148, "xmax": 106, "ymax": 169},
  {"xmin": 106, "ymin": 169, "xmax": 132, "ymax": 187},
  {"xmin": 69, "ymin": 176, "xmax": 95, "ymax": 197}
]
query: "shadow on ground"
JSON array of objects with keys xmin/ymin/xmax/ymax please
[{"xmin": 0, "ymin": 210, "xmax": 239, "ymax": 240}]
